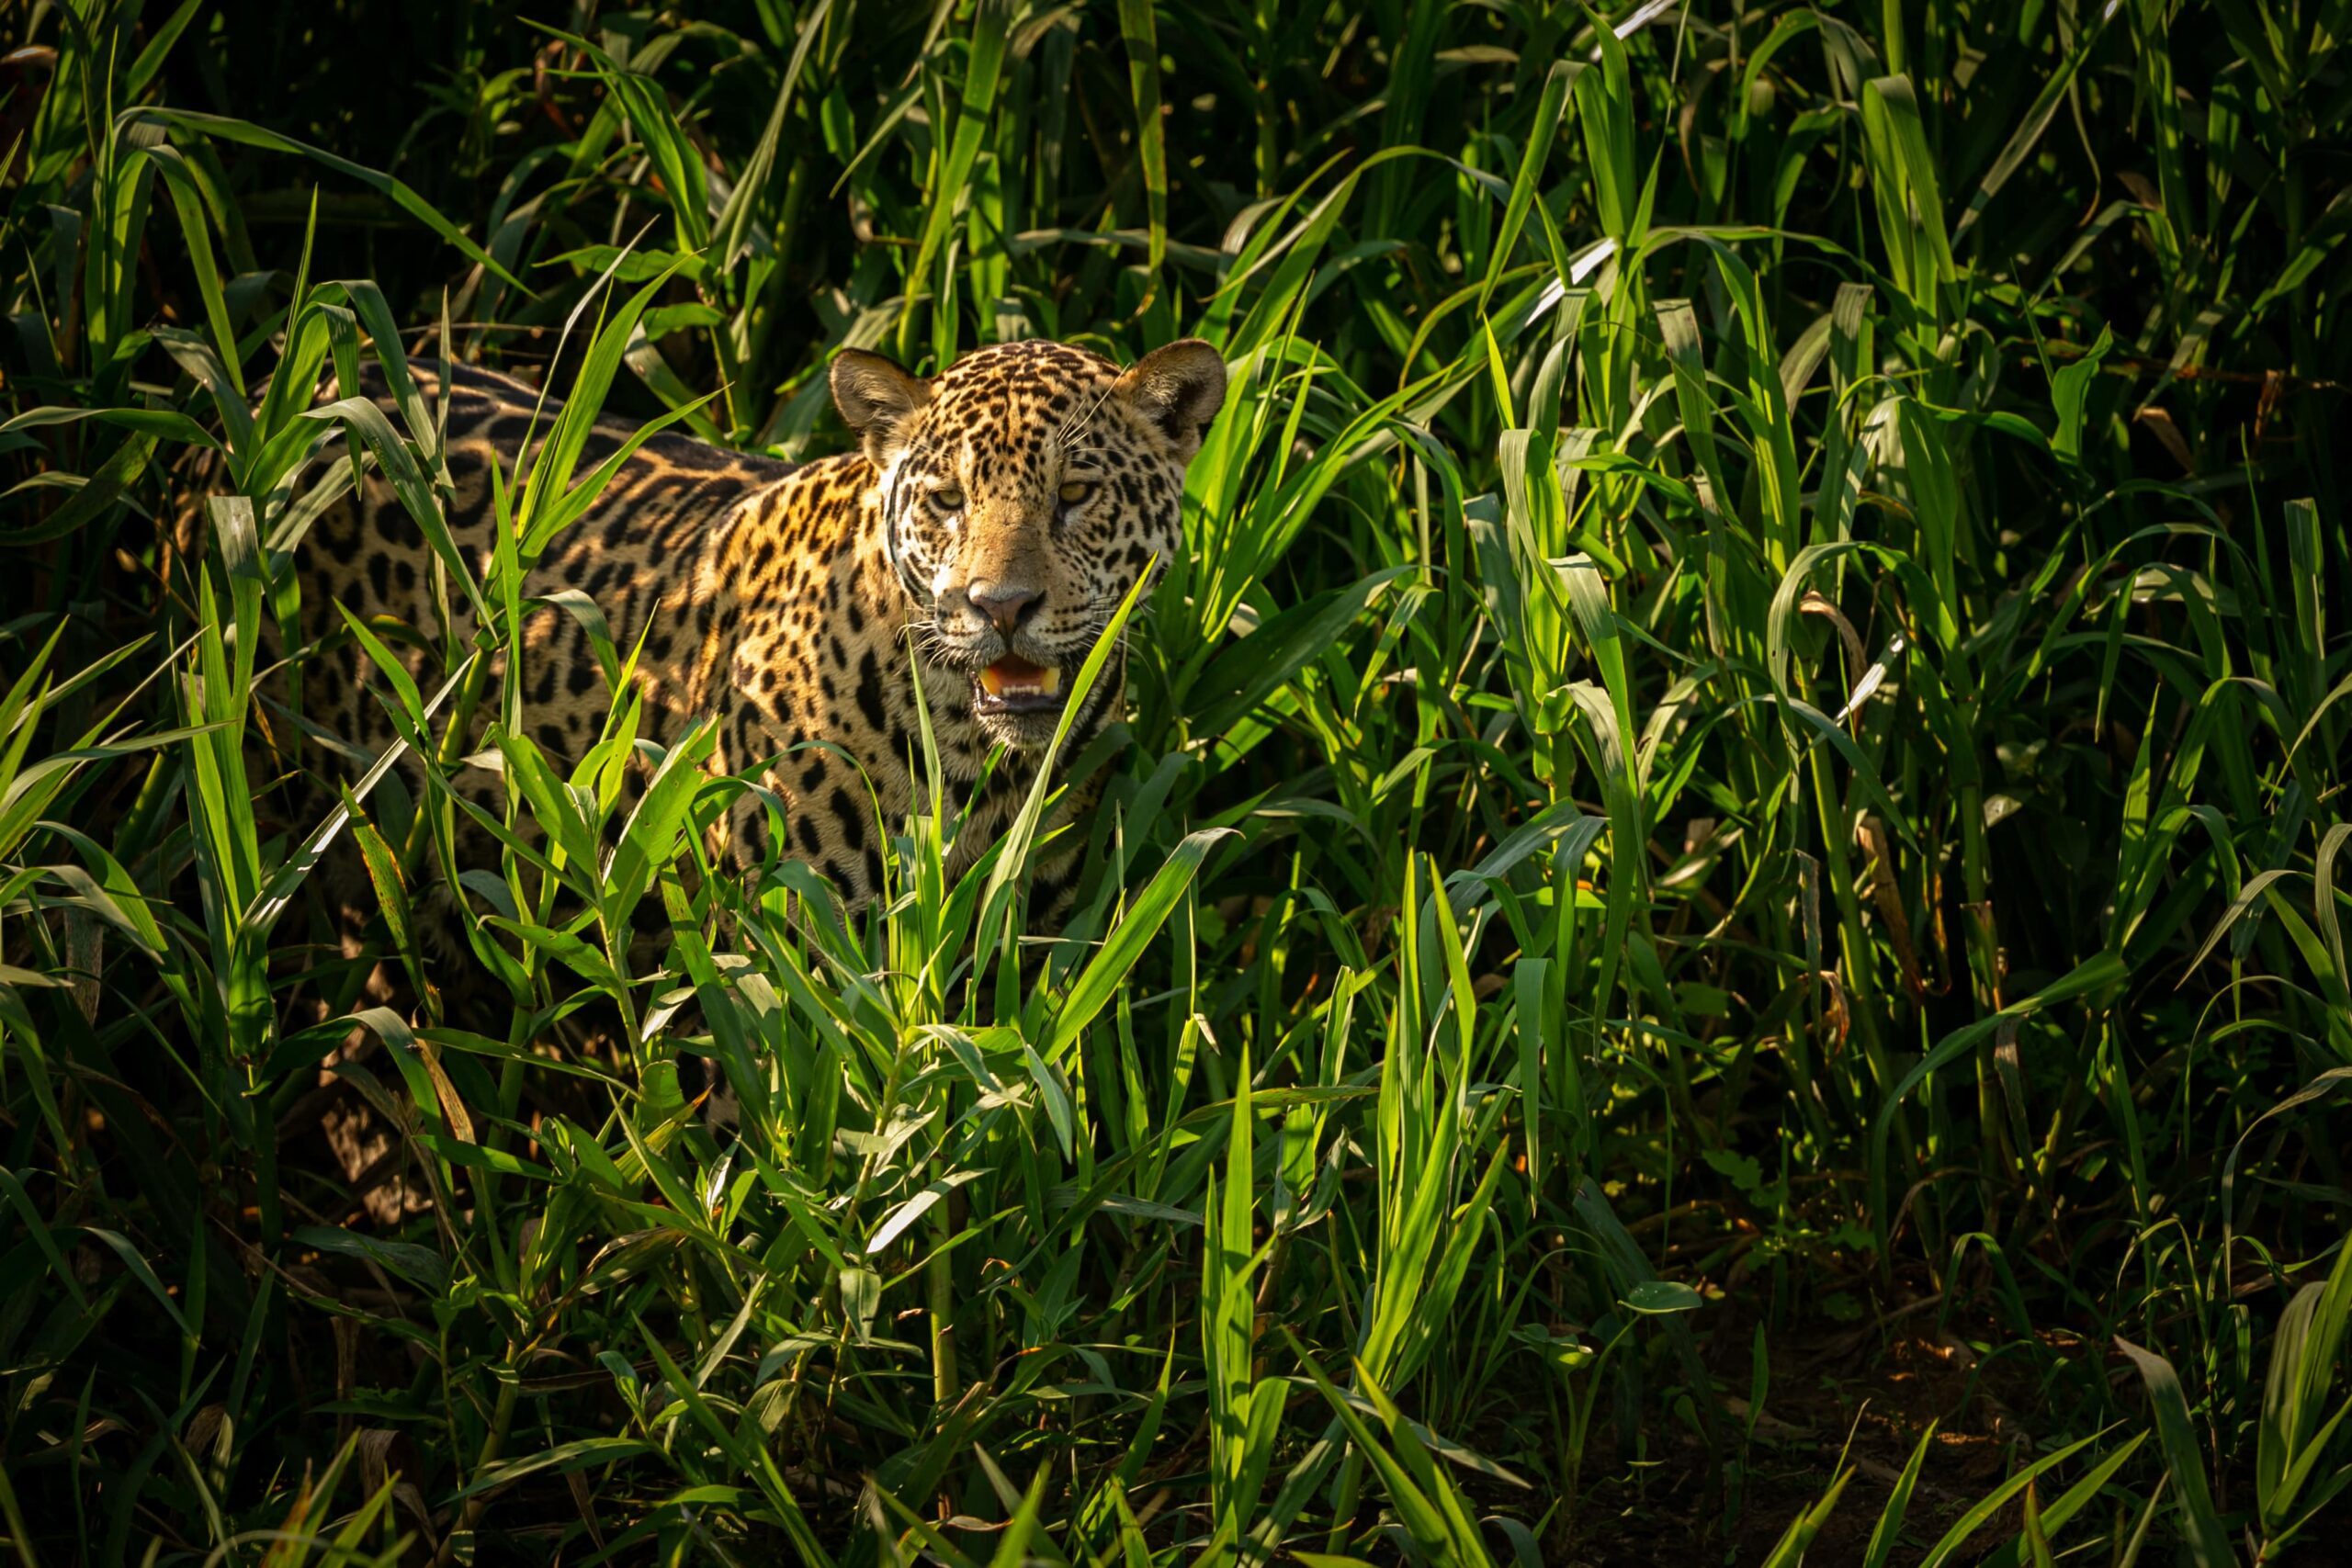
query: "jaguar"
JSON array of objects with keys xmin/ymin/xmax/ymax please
[{"xmin": 277, "ymin": 335, "xmax": 1227, "ymax": 922}]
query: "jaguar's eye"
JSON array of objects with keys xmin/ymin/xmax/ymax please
[
  {"xmin": 931, "ymin": 487, "xmax": 966, "ymax": 513},
  {"xmin": 1057, "ymin": 480, "xmax": 1095, "ymax": 506}
]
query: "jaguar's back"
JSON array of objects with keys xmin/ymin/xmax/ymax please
[{"xmin": 288, "ymin": 362, "xmax": 793, "ymax": 784}]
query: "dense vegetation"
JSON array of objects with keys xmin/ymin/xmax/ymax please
[{"xmin": 4, "ymin": 0, "xmax": 2349, "ymax": 1562}]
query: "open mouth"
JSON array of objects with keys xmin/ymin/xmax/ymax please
[{"xmin": 974, "ymin": 654, "xmax": 1066, "ymax": 715}]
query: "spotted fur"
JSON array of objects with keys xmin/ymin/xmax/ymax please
[{"xmin": 282, "ymin": 338, "xmax": 1227, "ymax": 919}]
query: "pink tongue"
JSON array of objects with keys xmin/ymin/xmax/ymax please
[{"xmin": 989, "ymin": 656, "xmax": 1048, "ymax": 682}]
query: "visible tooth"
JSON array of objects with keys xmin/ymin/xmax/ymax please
[{"xmin": 978, "ymin": 659, "xmax": 1062, "ymax": 703}]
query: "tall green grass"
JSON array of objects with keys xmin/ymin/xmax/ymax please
[{"xmin": 2, "ymin": 0, "xmax": 2348, "ymax": 1562}]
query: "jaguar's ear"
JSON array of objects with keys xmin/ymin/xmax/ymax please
[
  {"xmin": 1114, "ymin": 339, "xmax": 1227, "ymax": 462},
  {"xmin": 831, "ymin": 349, "xmax": 931, "ymax": 466}
]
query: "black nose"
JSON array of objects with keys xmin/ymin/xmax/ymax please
[{"xmin": 967, "ymin": 581, "xmax": 1040, "ymax": 633}]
